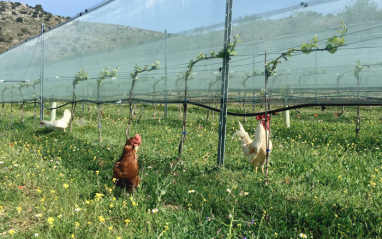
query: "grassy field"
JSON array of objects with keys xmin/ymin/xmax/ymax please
[{"xmin": 0, "ymin": 103, "xmax": 382, "ymax": 238}]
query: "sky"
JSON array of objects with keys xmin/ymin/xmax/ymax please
[
  {"xmin": 10, "ymin": 0, "xmax": 104, "ymax": 17},
  {"xmin": 7, "ymin": 0, "xmax": 351, "ymax": 33},
  {"xmin": 11, "ymin": 0, "xmax": 347, "ymax": 19}
]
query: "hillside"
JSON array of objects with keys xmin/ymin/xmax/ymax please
[{"xmin": 0, "ymin": 1, "xmax": 68, "ymax": 53}]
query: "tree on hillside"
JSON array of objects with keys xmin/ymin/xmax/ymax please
[
  {"xmin": 339, "ymin": 0, "xmax": 382, "ymax": 23},
  {"xmin": 35, "ymin": 4, "xmax": 43, "ymax": 12}
]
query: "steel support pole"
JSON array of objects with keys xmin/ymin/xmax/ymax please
[
  {"xmin": 217, "ymin": 0, "xmax": 233, "ymax": 167},
  {"xmin": 164, "ymin": 29, "xmax": 168, "ymax": 118},
  {"xmin": 40, "ymin": 24, "xmax": 45, "ymax": 125}
]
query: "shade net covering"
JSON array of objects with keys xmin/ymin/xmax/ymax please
[{"xmin": 0, "ymin": 0, "xmax": 381, "ymax": 111}]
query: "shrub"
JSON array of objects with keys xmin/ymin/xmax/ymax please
[{"xmin": 34, "ymin": 4, "xmax": 43, "ymax": 12}]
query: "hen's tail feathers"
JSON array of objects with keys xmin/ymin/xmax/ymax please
[
  {"xmin": 232, "ymin": 121, "xmax": 251, "ymax": 144},
  {"xmin": 62, "ymin": 109, "xmax": 72, "ymax": 123},
  {"xmin": 238, "ymin": 121, "xmax": 246, "ymax": 133}
]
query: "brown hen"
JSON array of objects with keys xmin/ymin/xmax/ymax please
[{"xmin": 112, "ymin": 134, "xmax": 142, "ymax": 192}]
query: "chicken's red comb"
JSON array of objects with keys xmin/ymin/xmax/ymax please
[
  {"xmin": 256, "ymin": 114, "xmax": 270, "ymax": 121},
  {"xmin": 133, "ymin": 134, "xmax": 142, "ymax": 145},
  {"xmin": 134, "ymin": 134, "xmax": 141, "ymax": 141}
]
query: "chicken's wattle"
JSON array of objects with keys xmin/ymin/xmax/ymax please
[
  {"xmin": 133, "ymin": 134, "xmax": 142, "ymax": 146},
  {"xmin": 256, "ymin": 114, "xmax": 270, "ymax": 130},
  {"xmin": 261, "ymin": 120, "xmax": 270, "ymax": 130}
]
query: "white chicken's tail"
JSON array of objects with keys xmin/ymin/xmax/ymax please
[
  {"xmin": 61, "ymin": 109, "xmax": 72, "ymax": 123},
  {"xmin": 232, "ymin": 121, "xmax": 252, "ymax": 144}
]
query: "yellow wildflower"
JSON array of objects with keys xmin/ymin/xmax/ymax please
[{"xmin": 48, "ymin": 217, "xmax": 54, "ymax": 226}]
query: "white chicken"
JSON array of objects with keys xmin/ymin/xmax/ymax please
[
  {"xmin": 40, "ymin": 109, "xmax": 71, "ymax": 131},
  {"xmin": 232, "ymin": 115, "xmax": 273, "ymax": 173}
]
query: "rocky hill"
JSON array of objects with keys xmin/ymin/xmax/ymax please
[{"xmin": 0, "ymin": 1, "xmax": 68, "ymax": 53}]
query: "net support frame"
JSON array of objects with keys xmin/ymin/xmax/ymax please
[
  {"xmin": 39, "ymin": 23, "xmax": 45, "ymax": 125},
  {"xmin": 217, "ymin": 0, "xmax": 233, "ymax": 167},
  {"xmin": 164, "ymin": 29, "xmax": 168, "ymax": 119}
]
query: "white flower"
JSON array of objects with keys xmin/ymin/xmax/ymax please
[
  {"xmin": 34, "ymin": 214, "xmax": 43, "ymax": 218},
  {"xmin": 152, "ymin": 208, "xmax": 159, "ymax": 213},
  {"xmin": 0, "ymin": 161, "xmax": 3, "ymax": 164},
  {"xmin": 74, "ymin": 208, "xmax": 81, "ymax": 212},
  {"xmin": 34, "ymin": 233, "xmax": 39, "ymax": 237},
  {"xmin": 299, "ymin": 233, "xmax": 307, "ymax": 238},
  {"xmin": 188, "ymin": 190, "xmax": 195, "ymax": 193},
  {"xmin": 244, "ymin": 192, "xmax": 249, "ymax": 196},
  {"xmin": 226, "ymin": 189, "xmax": 231, "ymax": 193}
]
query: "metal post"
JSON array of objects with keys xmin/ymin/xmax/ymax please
[
  {"xmin": 164, "ymin": 29, "xmax": 168, "ymax": 118},
  {"xmin": 314, "ymin": 51, "xmax": 318, "ymax": 103},
  {"xmin": 252, "ymin": 33, "xmax": 256, "ymax": 111},
  {"xmin": 264, "ymin": 52, "xmax": 270, "ymax": 185},
  {"xmin": 217, "ymin": 0, "xmax": 233, "ymax": 167},
  {"xmin": 40, "ymin": 24, "xmax": 45, "ymax": 124}
]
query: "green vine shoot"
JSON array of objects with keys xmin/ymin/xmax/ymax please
[
  {"xmin": 69, "ymin": 69, "xmax": 89, "ymax": 133},
  {"xmin": 126, "ymin": 62, "xmax": 159, "ymax": 139},
  {"xmin": 97, "ymin": 66, "xmax": 119, "ymax": 142},
  {"xmin": 266, "ymin": 21, "xmax": 347, "ymax": 78},
  {"xmin": 178, "ymin": 34, "xmax": 240, "ymax": 157}
]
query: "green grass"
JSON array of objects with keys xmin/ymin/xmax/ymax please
[{"xmin": 1, "ymin": 103, "xmax": 382, "ymax": 238}]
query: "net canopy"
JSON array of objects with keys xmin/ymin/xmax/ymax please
[{"xmin": 0, "ymin": 0, "xmax": 381, "ymax": 111}]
